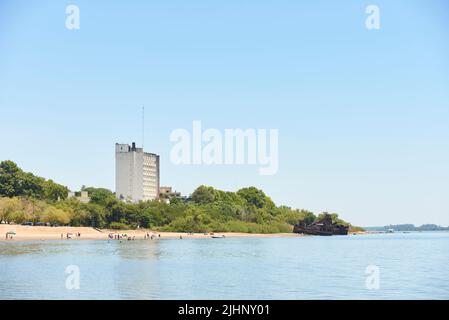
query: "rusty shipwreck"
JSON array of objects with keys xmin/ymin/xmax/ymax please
[{"xmin": 293, "ymin": 214, "xmax": 349, "ymax": 236}]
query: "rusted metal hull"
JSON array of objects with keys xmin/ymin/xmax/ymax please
[
  {"xmin": 293, "ymin": 214, "xmax": 349, "ymax": 236},
  {"xmin": 293, "ymin": 226, "xmax": 333, "ymax": 236}
]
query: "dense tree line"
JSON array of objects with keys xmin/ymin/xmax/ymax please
[
  {"xmin": 383, "ymin": 224, "xmax": 449, "ymax": 231},
  {"xmin": 0, "ymin": 160, "xmax": 361, "ymax": 233},
  {"xmin": 0, "ymin": 160, "xmax": 68, "ymax": 201}
]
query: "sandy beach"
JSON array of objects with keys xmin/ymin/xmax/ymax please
[{"xmin": 0, "ymin": 224, "xmax": 301, "ymax": 242}]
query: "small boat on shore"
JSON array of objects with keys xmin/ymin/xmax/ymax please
[{"xmin": 211, "ymin": 235, "xmax": 226, "ymax": 239}]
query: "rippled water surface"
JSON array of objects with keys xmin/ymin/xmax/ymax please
[{"xmin": 1, "ymin": 232, "xmax": 448, "ymax": 299}]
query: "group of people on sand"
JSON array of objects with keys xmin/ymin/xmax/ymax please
[
  {"xmin": 61, "ymin": 232, "xmax": 81, "ymax": 240},
  {"xmin": 144, "ymin": 233, "xmax": 160, "ymax": 240},
  {"xmin": 5, "ymin": 233, "xmax": 14, "ymax": 240},
  {"xmin": 106, "ymin": 232, "xmax": 162, "ymax": 241},
  {"xmin": 108, "ymin": 233, "xmax": 138, "ymax": 241}
]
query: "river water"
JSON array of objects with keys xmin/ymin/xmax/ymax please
[{"xmin": 0, "ymin": 232, "xmax": 448, "ymax": 299}]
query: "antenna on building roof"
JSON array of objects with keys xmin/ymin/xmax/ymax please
[{"xmin": 142, "ymin": 106, "xmax": 145, "ymax": 150}]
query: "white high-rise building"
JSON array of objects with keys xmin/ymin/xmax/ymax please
[{"xmin": 115, "ymin": 142, "xmax": 160, "ymax": 202}]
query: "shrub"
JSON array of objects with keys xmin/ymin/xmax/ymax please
[{"xmin": 109, "ymin": 222, "xmax": 130, "ymax": 230}]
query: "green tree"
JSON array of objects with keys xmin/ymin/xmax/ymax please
[
  {"xmin": 317, "ymin": 212, "xmax": 346, "ymax": 225},
  {"xmin": 0, "ymin": 161, "xmax": 21, "ymax": 197},
  {"xmin": 0, "ymin": 197, "xmax": 23, "ymax": 223},
  {"xmin": 23, "ymin": 198, "xmax": 48, "ymax": 222},
  {"xmin": 41, "ymin": 206, "xmax": 71, "ymax": 225},
  {"xmin": 43, "ymin": 179, "xmax": 69, "ymax": 201},
  {"xmin": 81, "ymin": 187, "xmax": 114, "ymax": 205},
  {"xmin": 19, "ymin": 172, "xmax": 44, "ymax": 198},
  {"xmin": 0, "ymin": 161, "xmax": 67, "ymax": 200},
  {"xmin": 237, "ymin": 187, "xmax": 275, "ymax": 209},
  {"xmin": 192, "ymin": 185, "xmax": 216, "ymax": 204}
]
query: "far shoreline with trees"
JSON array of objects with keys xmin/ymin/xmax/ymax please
[
  {"xmin": 0, "ymin": 160, "xmax": 364, "ymax": 234},
  {"xmin": 365, "ymin": 224, "xmax": 449, "ymax": 232}
]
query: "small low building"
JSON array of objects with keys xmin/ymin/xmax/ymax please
[
  {"xmin": 159, "ymin": 186, "xmax": 181, "ymax": 203},
  {"xmin": 68, "ymin": 191, "xmax": 91, "ymax": 203}
]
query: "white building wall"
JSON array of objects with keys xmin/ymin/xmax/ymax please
[
  {"xmin": 115, "ymin": 143, "xmax": 159, "ymax": 202},
  {"xmin": 143, "ymin": 153, "xmax": 159, "ymax": 201}
]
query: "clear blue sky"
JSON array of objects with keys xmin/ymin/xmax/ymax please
[{"xmin": 1, "ymin": 0, "xmax": 448, "ymax": 226}]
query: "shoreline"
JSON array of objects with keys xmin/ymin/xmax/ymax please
[{"xmin": 0, "ymin": 224, "xmax": 302, "ymax": 242}]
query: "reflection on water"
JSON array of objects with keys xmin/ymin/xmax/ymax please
[
  {"xmin": 1, "ymin": 233, "xmax": 449, "ymax": 300},
  {"xmin": 112, "ymin": 240, "xmax": 162, "ymax": 260},
  {"xmin": 110, "ymin": 241, "xmax": 162, "ymax": 299},
  {"xmin": 0, "ymin": 241, "xmax": 72, "ymax": 256}
]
